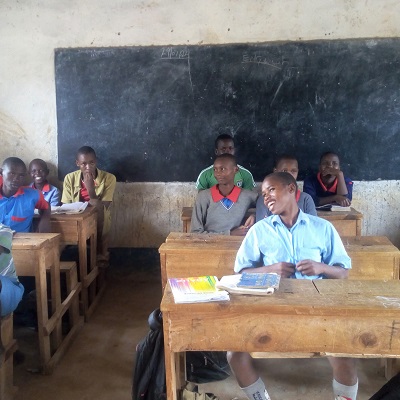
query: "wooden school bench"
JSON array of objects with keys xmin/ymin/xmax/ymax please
[
  {"xmin": 49, "ymin": 207, "xmax": 104, "ymax": 320},
  {"xmin": 161, "ymin": 279, "xmax": 400, "ymax": 400},
  {"xmin": 12, "ymin": 233, "xmax": 84, "ymax": 374},
  {"xmin": 159, "ymin": 233, "xmax": 400, "ymax": 291},
  {"xmin": 181, "ymin": 206, "xmax": 364, "ymax": 236}
]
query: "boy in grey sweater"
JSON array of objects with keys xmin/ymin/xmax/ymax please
[{"xmin": 190, "ymin": 154, "xmax": 258, "ymax": 235}]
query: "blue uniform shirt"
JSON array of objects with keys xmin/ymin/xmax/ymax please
[{"xmin": 234, "ymin": 210, "xmax": 351, "ymax": 279}]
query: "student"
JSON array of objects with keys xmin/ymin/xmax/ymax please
[
  {"xmin": 195, "ymin": 133, "xmax": 256, "ymax": 191},
  {"xmin": 230, "ymin": 172, "xmax": 358, "ymax": 400},
  {"xmin": 29, "ymin": 158, "xmax": 61, "ymax": 206},
  {"xmin": 191, "ymin": 154, "xmax": 257, "ymax": 235},
  {"xmin": 255, "ymin": 154, "xmax": 316, "ymax": 221},
  {"xmin": 0, "ymin": 157, "xmax": 50, "ymax": 233},
  {"xmin": 61, "ymin": 146, "xmax": 116, "ymax": 263},
  {"xmin": 303, "ymin": 151, "xmax": 353, "ymax": 207},
  {"xmin": 0, "ymin": 224, "xmax": 24, "ymax": 316}
]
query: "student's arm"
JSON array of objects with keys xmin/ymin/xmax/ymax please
[
  {"xmin": 302, "ymin": 176, "xmax": 319, "ymax": 206},
  {"xmin": 319, "ymin": 169, "xmax": 351, "ymax": 207},
  {"xmin": 49, "ymin": 187, "xmax": 61, "ymax": 207},
  {"xmin": 239, "ymin": 167, "xmax": 257, "ymax": 190},
  {"xmin": 61, "ymin": 174, "xmax": 73, "ymax": 204},
  {"xmin": 35, "ymin": 192, "xmax": 51, "ymax": 233},
  {"xmin": 301, "ymin": 193, "xmax": 317, "ymax": 216},
  {"xmin": 295, "ymin": 260, "xmax": 348, "ymax": 279},
  {"xmin": 190, "ymin": 193, "xmax": 209, "ymax": 234},
  {"xmin": 37, "ymin": 207, "xmax": 51, "ymax": 233}
]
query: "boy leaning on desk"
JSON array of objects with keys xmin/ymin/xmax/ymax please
[{"xmin": 229, "ymin": 172, "xmax": 358, "ymax": 400}]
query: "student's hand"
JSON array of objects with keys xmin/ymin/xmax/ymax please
[
  {"xmin": 296, "ymin": 259, "xmax": 325, "ymax": 276},
  {"xmin": 334, "ymin": 195, "xmax": 351, "ymax": 207},
  {"xmin": 82, "ymin": 170, "xmax": 95, "ymax": 189},
  {"xmin": 243, "ymin": 214, "xmax": 255, "ymax": 228},
  {"xmin": 230, "ymin": 226, "xmax": 249, "ymax": 236},
  {"xmin": 321, "ymin": 167, "xmax": 342, "ymax": 178},
  {"xmin": 266, "ymin": 262, "xmax": 295, "ymax": 278}
]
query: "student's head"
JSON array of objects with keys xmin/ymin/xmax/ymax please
[
  {"xmin": 213, "ymin": 154, "xmax": 238, "ymax": 185},
  {"xmin": 273, "ymin": 155, "xmax": 299, "ymax": 180},
  {"xmin": 29, "ymin": 159, "xmax": 49, "ymax": 186},
  {"xmin": 0, "ymin": 224, "xmax": 13, "ymax": 255},
  {"xmin": 76, "ymin": 146, "xmax": 97, "ymax": 175},
  {"xmin": 1, "ymin": 157, "xmax": 27, "ymax": 196},
  {"xmin": 214, "ymin": 134, "xmax": 235, "ymax": 156},
  {"xmin": 261, "ymin": 172, "xmax": 298, "ymax": 215},
  {"xmin": 319, "ymin": 151, "xmax": 340, "ymax": 183}
]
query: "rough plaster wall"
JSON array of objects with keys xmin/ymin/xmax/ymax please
[{"xmin": 1, "ymin": 1, "xmax": 400, "ymax": 247}]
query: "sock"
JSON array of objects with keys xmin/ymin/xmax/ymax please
[
  {"xmin": 333, "ymin": 379, "xmax": 358, "ymax": 400},
  {"xmin": 241, "ymin": 377, "xmax": 271, "ymax": 400}
]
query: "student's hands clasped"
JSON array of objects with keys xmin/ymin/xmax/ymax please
[
  {"xmin": 333, "ymin": 194, "xmax": 351, "ymax": 207},
  {"xmin": 295, "ymin": 259, "xmax": 325, "ymax": 276}
]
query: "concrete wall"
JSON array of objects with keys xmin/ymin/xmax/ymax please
[{"xmin": 1, "ymin": 1, "xmax": 400, "ymax": 247}]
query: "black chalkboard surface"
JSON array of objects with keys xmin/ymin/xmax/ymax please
[{"xmin": 55, "ymin": 39, "xmax": 400, "ymax": 182}]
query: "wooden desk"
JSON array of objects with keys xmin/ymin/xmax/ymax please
[
  {"xmin": 181, "ymin": 206, "xmax": 363, "ymax": 236},
  {"xmin": 49, "ymin": 207, "xmax": 103, "ymax": 320},
  {"xmin": 317, "ymin": 208, "xmax": 363, "ymax": 236},
  {"xmin": 13, "ymin": 233, "xmax": 63, "ymax": 373},
  {"xmin": 161, "ymin": 279, "xmax": 400, "ymax": 400},
  {"xmin": 159, "ymin": 233, "xmax": 400, "ymax": 291}
]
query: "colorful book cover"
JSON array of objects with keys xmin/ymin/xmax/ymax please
[{"xmin": 168, "ymin": 276, "xmax": 229, "ymax": 303}]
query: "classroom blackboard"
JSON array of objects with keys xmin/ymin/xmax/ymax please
[{"xmin": 55, "ymin": 39, "xmax": 400, "ymax": 182}]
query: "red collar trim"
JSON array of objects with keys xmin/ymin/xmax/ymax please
[
  {"xmin": 32, "ymin": 182, "xmax": 50, "ymax": 192},
  {"xmin": 317, "ymin": 172, "xmax": 338, "ymax": 193},
  {"xmin": 295, "ymin": 189, "xmax": 301, "ymax": 202},
  {"xmin": 0, "ymin": 185, "xmax": 25, "ymax": 199},
  {"xmin": 211, "ymin": 185, "xmax": 241, "ymax": 203}
]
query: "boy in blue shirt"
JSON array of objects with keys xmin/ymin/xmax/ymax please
[
  {"xmin": 0, "ymin": 157, "xmax": 50, "ymax": 233},
  {"xmin": 303, "ymin": 151, "xmax": 353, "ymax": 207},
  {"xmin": 229, "ymin": 172, "xmax": 358, "ymax": 400},
  {"xmin": 255, "ymin": 154, "xmax": 316, "ymax": 222},
  {"xmin": 29, "ymin": 159, "xmax": 61, "ymax": 206}
]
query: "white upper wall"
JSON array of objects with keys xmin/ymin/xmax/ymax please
[{"xmin": 1, "ymin": 0, "xmax": 400, "ymax": 168}]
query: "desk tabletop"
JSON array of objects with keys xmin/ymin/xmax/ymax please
[
  {"xmin": 161, "ymin": 279, "xmax": 400, "ymax": 315},
  {"xmin": 13, "ymin": 233, "xmax": 61, "ymax": 249},
  {"xmin": 49, "ymin": 206, "xmax": 97, "ymax": 221},
  {"xmin": 162, "ymin": 233, "xmax": 398, "ymax": 253}
]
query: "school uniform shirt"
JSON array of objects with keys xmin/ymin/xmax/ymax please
[
  {"xmin": 0, "ymin": 186, "xmax": 49, "ymax": 232},
  {"xmin": 61, "ymin": 169, "xmax": 116, "ymax": 237},
  {"xmin": 61, "ymin": 169, "xmax": 116, "ymax": 204},
  {"xmin": 0, "ymin": 224, "xmax": 25, "ymax": 316},
  {"xmin": 255, "ymin": 190, "xmax": 317, "ymax": 222},
  {"xmin": 195, "ymin": 164, "xmax": 256, "ymax": 190},
  {"xmin": 234, "ymin": 209, "xmax": 351, "ymax": 279},
  {"xmin": 29, "ymin": 182, "xmax": 61, "ymax": 207},
  {"xmin": 303, "ymin": 173, "xmax": 353, "ymax": 206},
  {"xmin": 190, "ymin": 185, "xmax": 258, "ymax": 235}
]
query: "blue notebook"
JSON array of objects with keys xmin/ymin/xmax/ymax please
[{"xmin": 237, "ymin": 272, "xmax": 281, "ymax": 289}]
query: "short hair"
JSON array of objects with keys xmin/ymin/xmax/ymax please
[
  {"xmin": 263, "ymin": 171, "xmax": 298, "ymax": 191},
  {"xmin": 274, "ymin": 154, "xmax": 298, "ymax": 168},
  {"xmin": 214, "ymin": 153, "xmax": 237, "ymax": 166},
  {"xmin": 319, "ymin": 151, "xmax": 339, "ymax": 164},
  {"xmin": 76, "ymin": 146, "xmax": 96, "ymax": 159},
  {"xmin": 29, "ymin": 158, "xmax": 49, "ymax": 171},
  {"xmin": 2, "ymin": 157, "xmax": 26, "ymax": 170},
  {"xmin": 214, "ymin": 133, "xmax": 234, "ymax": 149}
]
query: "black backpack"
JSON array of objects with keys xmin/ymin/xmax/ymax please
[
  {"xmin": 369, "ymin": 373, "xmax": 400, "ymax": 400},
  {"xmin": 132, "ymin": 309, "xmax": 230, "ymax": 400}
]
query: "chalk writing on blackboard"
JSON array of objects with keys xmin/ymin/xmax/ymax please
[
  {"xmin": 161, "ymin": 47, "xmax": 189, "ymax": 60},
  {"xmin": 242, "ymin": 52, "xmax": 281, "ymax": 69}
]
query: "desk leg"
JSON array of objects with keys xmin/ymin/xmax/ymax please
[
  {"xmin": 49, "ymin": 246, "xmax": 62, "ymax": 353},
  {"xmin": 77, "ymin": 226, "xmax": 89, "ymax": 318},
  {"xmin": 163, "ymin": 315, "xmax": 178, "ymax": 400},
  {"xmin": 35, "ymin": 256, "xmax": 51, "ymax": 371}
]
